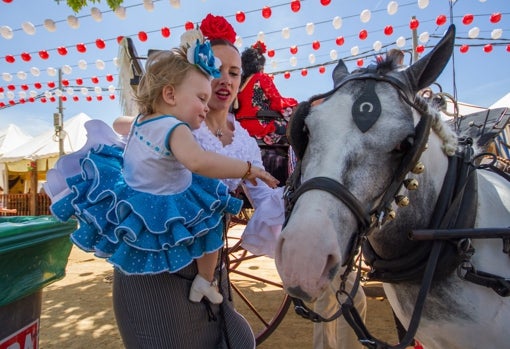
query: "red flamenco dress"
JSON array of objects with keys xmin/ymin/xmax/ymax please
[{"xmin": 235, "ymin": 72, "xmax": 298, "ymax": 140}]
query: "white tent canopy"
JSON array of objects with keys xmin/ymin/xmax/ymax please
[
  {"xmin": 490, "ymin": 92, "xmax": 510, "ymax": 109},
  {"xmin": 0, "ymin": 124, "xmax": 33, "ymax": 192}
]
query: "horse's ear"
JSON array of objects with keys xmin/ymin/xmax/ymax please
[
  {"xmin": 287, "ymin": 101, "xmax": 311, "ymax": 160},
  {"xmin": 404, "ymin": 24, "xmax": 456, "ymax": 93},
  {"xmin": 332, "ymin": 60, "xmax": 349, "ymax": 87}
]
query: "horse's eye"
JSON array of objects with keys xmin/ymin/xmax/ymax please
[{"xmin": 393, "ymin": 136, "xmax": 414, "ymax": 154}]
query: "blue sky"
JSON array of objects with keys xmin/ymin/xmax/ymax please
[{"xmin": 0, "ymin": 0, "xmax": 508, "ymax": 136}]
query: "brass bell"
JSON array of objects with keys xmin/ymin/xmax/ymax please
[
  {"xmin": 395, "ymin": 195, "xmax": 409, "ymax": 207},
  {"xmin": 411, "ymin": 162, "xmax": 425, "ymax": 174},
  {"xmin": 404, "ymin": 178, "xmax": 419, "ymax": 190},
  {"xmin": 386, "ymin": 209, "xmax": 396, "ymax": 221}
]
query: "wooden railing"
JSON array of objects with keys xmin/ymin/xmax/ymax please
[{"xmin": 0, "ymin": 193, "xmax": 51, "ymax": 216}]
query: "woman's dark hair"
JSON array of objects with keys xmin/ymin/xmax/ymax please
[{"xmin": 241, "ymin": 47, "xmax": 265, "ymax": 84}]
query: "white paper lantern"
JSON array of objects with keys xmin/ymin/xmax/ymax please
[
  {"xmin": 6, "ymin": 91, "xmax": 14, "ymax": 100},
  {"xmin": 332, "ymin": 16, "xmax": 342, "ymax": 29},
  {"xmin": 418, "ymin": 0, "xmax": 429, "ymax": 9},
  {"xmin": 47, "ymin": 67, "xmax": 57, "ymax": 76},
  {"xmin": 0, "ymin": 93, "xmax": 4, "ymax": 99},
  {"xmin": 108, "ymin": 85, "xmax": 116, "ymax": 93},
  {"xmin": 270, "ymin": 60, "xmax": 277, "ymax": 69},
  {"xmin": 115, "ymin": 6, "xmax": 127, "ymax": 19},
  {"xmin": 360, "ymin": 9, "xmax": 371, "ymax": 23},
  {"xmin": 289, "ymin": 56, "xmax": 297, "ymax": 67},
  {"xmin": 21, "ymin": 22, "xmax": 36, "ymax": 35},
  {"xmin": 396, "ymin": 36, "xmax": 406, "ymax": 47},
  {"xmin": 282, "ymin": 27, "xmax": 291, "ymax": 39},
  {"xmin": 468, "ymin": 27, "xmax": 480, "ymax": 39},
  {"xmin": 350, "ymin": 46, "xmax": 360, "ymax": 56},
  {"xmin": 29, "ymin": 90, "xmax": 37, "ymax": 98},
  {"xmin": 2, "ymin": 73, "xmax": 13, "ymax": 82},
  {"xmin": 16, "ymin": 71, "xmax": 27, "ymax": 80},
  {"xmin": 54, "ymin": 89, "xmax": 63, "ymax": 97},
  {"xmin": 91, "ymin": 7, "xmax": 103, "ymax": 21},
  {"xmin": 67, "ymin": 15, "xmax": 80, "ymax": 29},
  {"xmin": 235, "ymin": 36, "xmax": 243, "ymax": 47},
  {"xmin": 113, "ymin": 57, "xmax": 119, "ymax": 67},
  {"xmin": 44, "ymin": 91, "xmax": 52, "ymax": 98},
  {"xmin": 0, "ymin": 26, "xmax": 13, "ymax": 39},
  {"xmin": 257, "ymin": 31, "xmax": 265, "ymax": 42},
  {"xmin": 30, "ymin": 67, "xmax": 40, "ymax": 77},
  {"xmin": 96, "ymin": 59, "xmax": 106, "ymax": 70},
  {"xmin": 373, "ymin": 40, "xmax": 382, "ymax": 52},
  {"xmin": 78, "ymin": 60, "xmax": 88, "ymax": 70},
  {"xmin": 330, "ymin": 49, "xmax": 338, "ymax": 60},
  {"xmin": 170, "ymin": 0, "xmax": 181, "ymax": 8},
  {"xmin": 81, "ymin": 87, "xmax": 89, "ymax": 95},
  {"xmin": 419, "ymin": 31, "xmax": 430, "ymax": 43},
  {"xmin": 387, "ymin": 1, "xmax": 398, "ymax": 15},
  {"xmin": 306, "ymin": 23, "xmax": 315, "ymax": 35},
  {"xmin": 94, "ymin": 86, "xmax": 102, "ymax": 94},
  {"xmin": 18, "ymin": 91, "xmax": 26, "ymax": 99},
  {"xmin": 66, "ymin": 87, "xmax": 74, "ymax": 95},
  {"xmin": 62, "ymin": 65, "xmax": 72, "ymax": 75},
  {"xmin": 491, "ymin": 28, "xmax": 503, "ymax": 40},
  {"xmin": 43, "ymin": 19, "xmax": 56, "ymax": 32},
  {"xmin": 308, "ymin": 53, "xmax": 316, "ymax": 64},
  {"xmin": 143, "ymin": 0, "xmax": 154, "ymax": 11}
]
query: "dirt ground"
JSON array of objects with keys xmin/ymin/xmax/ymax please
[{"xmin": 39, "ymin": 230, "xmax": 401, "ymax": 349}]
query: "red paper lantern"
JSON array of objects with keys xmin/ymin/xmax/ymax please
[
  {"xmin": 312, "ymin": 41, "xmax": 320, "ymax": 50},
  {"xmin": 291, "ymin": 0, "xmax": 301, "ymax": 12},
  {"xmin": 506, "ymin": 44, "xmax": 510, "ymax": 52},
  {"xmin": 73, "ymin": 96, "xmax": 79, "ymax": 102},
  {"xmin": 2, "ymin": 0, "xmax": 13, "ymax": 3},
  {"xmin": 284, "ymin": 71, "xmax": 291, "ymax": 79},
  {"xmin": 91, "ymin": 76, "xmax": 99, "ymax": 84},
  {"xmin": 490, "ymin": 13, "xmax": 502, "ymax": 24},
  {"xmin": 184, "ymin": 21, "xmax": 194, "ymax": 30},
  {"xmin": 161, "ymin": 27, "xmax": 170, "ymax": 38},
  {"xmin": 86, "ymin": 96, "xmax": 92, "ymax": 102},
  {"xmin": 7, "ymin": 85, "xmax": 15, "ymax": 91},
  {"xmin": 384, "ymin": 25, "xmax": 393, "ymax": 36},
  {"xmin": 460, "ymin": 45, "xmax": 469, "ymax": 53},
  {"xmin": 28, "ymin": 97, "xmax": 34, "ymax": 103},
  {"xmin": 301, "ymin": 69, "xmax": 307, "ymax": 76},
  {"xmin": 76, "ymin": 78, "xmax": 83, "ymax": 85},
  {"xmin": 21, "ymin": 52, "xmax": 31, "ymax": 62},
  {"xmin": 267, "ymin": 49, "xmax": 275, "ymax": 58},
  {"xmin": 290, "ymin": 45, "xmax": 298, "ymax": 54},
  {"xmin": 62, "ymin": 79, "xmax": 69, "ymax": 86},
  {"xmin": 49, "ymin": 96, "xmax": 56, "ymax": 103},
  {"xmin": 416, "ymin": 45, "xmax": 425, "ymax": 53},
  {"xmin": 61, "ymin": 96, "xmax": 67, "ymax": 102},
  {"xmin": 57, "ymin": 46, "xmax": 68, "ymax": 55},
  {"xmin": 0, "ymin": 102, "xmax": 4, "ymax": 108},
  {"xmin": 138, "ymin": 31, "xmax": 148, "ymax": 42},
  {"xmin": 320, "ymin": 0, "xmax": 331, "ymax": 5},
  {"xmin": 319, "ymin": 66, "xmax": 326, "ymax": 74},
  {"xmin": 95, "ymin": 39, "xmax": 106, "ymax": 49},
  {"xmin": 462, "ymin": 14, "xmax": 474, "ymax": 25},
  {"xmin": 359, "ymin": 29, "xmax": 368, "ymax": 40},
  {"xmin": 409, "ymin": 18, "xmax": 419, "ymax": 30},
  {"xmin": 235, "ymin": 11, "xmax": 246, "ymax": 23},
  {"xmin": 117, "ymin": 36, "xmax": 124, "ymax": 44},
  {"xmin": 48, "ymin": 81, "xmax": 56, "ymax": 88},
  {"xmin": 436, "ymin": 15, "xmax": 447, "ymax": 26},
  {"xmin": 38, "ymin": 50, "xmax": 49, "ymax": 59},
  {"xmin": 21, "ymin": 84, "xmax": 29, "ymax": 90},
  {"xmin": 34, "ymin": 82, "xmax": 42, "ymax": 89},
  {"xmin": 106, "ymin": 74, "xmax": 114, "ymax": 82},
  {"xmin": 9, "ymin": 100, "xmax": 15, "ymax": 105},
  {"xmin": 262, "ymin": 6, "xmax": 272, "ymax": 19},
  {"xmin": 109, "ymin": 94, "xmax": 116, "ymax": 100},
  {"xmin": 40, "ymin": 98, "xmax": 47, "ymax": 103},
  {"xmin": 76, "ymin": 43, "xmax": 87, "ymax": 53},
  {"xmin": 356, "ymin": 59, "xmax": 364, "ymax": 67},
  {"xmin": 97, "ymin": 95, "xmax": 103, "ymax": 101},
  {"xmin": 5, "ymin": 55, "xmax": 15, "ymax": 63},
  {"xmin": 19, "ymin": 99, "xmax": 25, "ymax": 104},
  {"xmin": 483, "ymin": 44, "xmax": 493, "ymax": 53},
  {"xmin": 336, "ymin": 36, "xmax": 345, "ymax": 46},
  {"xmin": 0, "ymin": 87, "xmax": 3, "ymax": 93}
]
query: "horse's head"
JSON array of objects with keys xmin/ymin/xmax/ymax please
[{"xmin": 275, "ymin": 25, "xmax": 456, "ymax": 301}]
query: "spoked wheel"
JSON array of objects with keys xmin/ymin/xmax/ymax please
[{"xmin": 226, "ymin": 216, "xmax": 291, "ymax": 345}]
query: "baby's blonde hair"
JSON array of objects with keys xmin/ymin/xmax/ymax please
[{"xmin": 135, "ymin": 48, "xmax": 204, "ymax": 115}]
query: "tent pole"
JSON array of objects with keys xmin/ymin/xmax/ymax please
[{"xmin": 57, "ymin": 69, "xmax": 65, "ymax": 157}]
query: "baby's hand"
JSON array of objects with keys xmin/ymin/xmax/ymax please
[{"xmin": 244, "ymin": 166, "xmax": 279, "ymax": 188}]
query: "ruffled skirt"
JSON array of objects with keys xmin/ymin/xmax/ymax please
[{"xmin": 49, "ymin": 144, "xmax": 242, "ymax": 274}]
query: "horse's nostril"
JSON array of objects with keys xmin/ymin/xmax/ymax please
[{"xmin": 324, "ymin": 254, "xmax": 340, "ymax": 281}]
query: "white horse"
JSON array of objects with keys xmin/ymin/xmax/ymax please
[{"xmin": 275, "ymin": 25, "xmax": 510, "ymax": 349}]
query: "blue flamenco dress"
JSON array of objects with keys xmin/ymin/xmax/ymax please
[{"xmin": 45, "ymin": 115, "xmax": 242, "ymax": 275}]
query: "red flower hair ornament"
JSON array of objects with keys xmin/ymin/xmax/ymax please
[
  {"xmin": 252, "ymin": 40, "xmax": 267, "ymax": 54},
  {"xmin": 200, "ymin": 14, "xmax": 237, "ymax": 44}
]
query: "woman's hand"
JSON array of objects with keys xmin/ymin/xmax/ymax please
[{"xmin": 244, "ymin": 165, "xmax": 279, "ymax": 188}]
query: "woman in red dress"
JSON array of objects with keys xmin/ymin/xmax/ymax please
[{"xmin": 234, "ymin": 41, "xmax": 298, "ymax": 143}]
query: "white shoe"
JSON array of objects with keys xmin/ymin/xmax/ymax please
[{"xmin": 189, "ymin": 275, "xmax": 223, "ymax": 304}]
